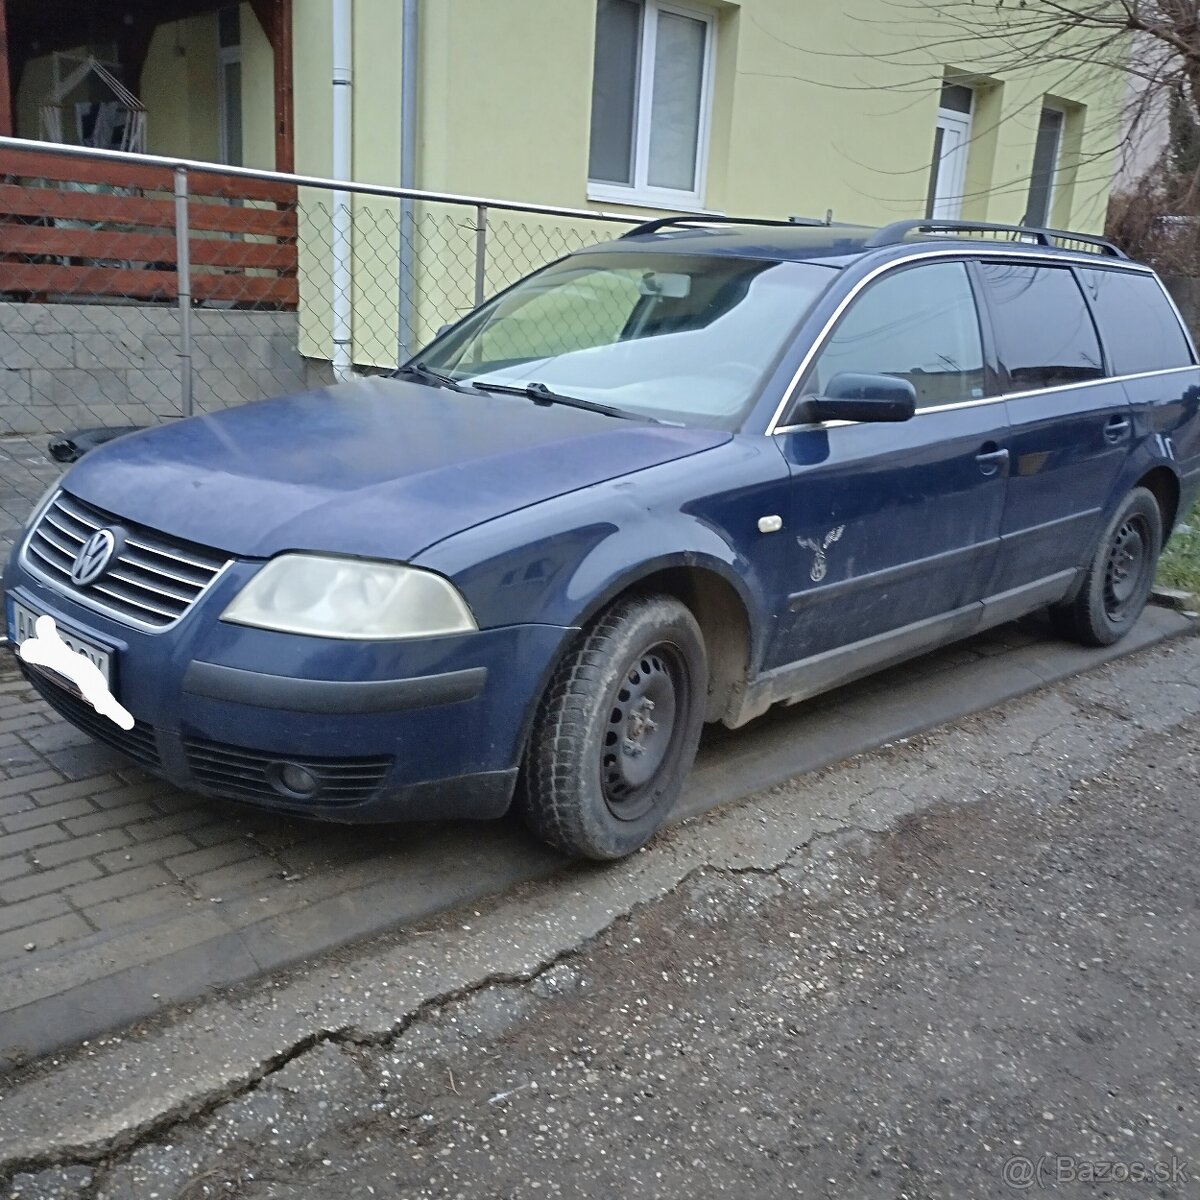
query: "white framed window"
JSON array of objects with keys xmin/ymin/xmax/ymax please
[
  {"xmin": 926, "ymin": 83, "xmax": 973, "ymax": 220},
  {"xmin": 587, "ymin": 0, "xmax": 717, "ymax": 210},
  {"xmin": 1024, "ymin": 105, "xmax": 1065, "ymax": 226}
]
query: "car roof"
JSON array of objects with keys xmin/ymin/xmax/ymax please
[{"xmin": 576, "ymin": 219, "xmax": 1145, "ymax": 272}]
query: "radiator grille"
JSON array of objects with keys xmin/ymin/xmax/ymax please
[{"xmin": 24, "ymin": 491, "xmax": 230, "ymax": 630}]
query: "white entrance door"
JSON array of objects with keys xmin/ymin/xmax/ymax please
[{"xmin": 928, "ymin": 106, "xmax": 972, "ymax": 220}]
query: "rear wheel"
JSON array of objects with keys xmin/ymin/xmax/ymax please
[
  {"xmin": 1050, "ymin": 487, "xmax": 1162, "ymax": 646},
  {"xmin": 519, "ymin": 594, "xmax": 706, "ymax": 860}
]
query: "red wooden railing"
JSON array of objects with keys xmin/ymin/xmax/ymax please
[{"xmin": 0, "ymin": 148, "xmax": 299, "ymax": 309}]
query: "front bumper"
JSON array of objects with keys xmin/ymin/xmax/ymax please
[{"xmin": 5, "ymin": 553, "xmax": 574, "ymax": 823}]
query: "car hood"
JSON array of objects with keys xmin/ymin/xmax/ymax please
[{"xmin": 62, "ymin": 377, "xmax": 731, "ymax": 559}]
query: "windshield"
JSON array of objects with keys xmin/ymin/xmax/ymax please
[{"xmin": 415, "ymin": 252, "xmax": 837, "ymax": 429}]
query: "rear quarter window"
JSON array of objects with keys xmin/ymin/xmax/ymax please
[{"xmin": 1077, "ymin": 269, "xmax": 1195, "ymax": 376}]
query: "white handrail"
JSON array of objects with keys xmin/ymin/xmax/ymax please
[{"xmin": 0, "ymin": 134, "xmax": 645, "ymax": 224}]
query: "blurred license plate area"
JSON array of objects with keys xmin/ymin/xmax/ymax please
[{"xmin": 11, "ymin": 600, "xmax": 113, "ymax": 691}]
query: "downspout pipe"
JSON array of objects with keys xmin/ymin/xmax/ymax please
[
  {"xmin": 397, "ymin": 0, "xmax": 418, "ymax": 365},
  {"xmin": 331, "ymin": 0, "xmax": 353, "ymax": 382}
]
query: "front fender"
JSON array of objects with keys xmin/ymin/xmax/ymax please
[
  {"xmin": 415, "ymin": 439, "xmax": 789, "ymax": 670},
  {"xmin": 563, "ymin": 512, "xmax": 767, "ymax": 653}
]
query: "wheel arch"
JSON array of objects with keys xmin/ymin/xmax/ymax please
[
  {"xmin": 589, "ymin": 563, "xmax": 756, "ymax": 725},
  {"xmin": 1135, "ymin": 464, "xmax": 1181, "ymax": 543}
]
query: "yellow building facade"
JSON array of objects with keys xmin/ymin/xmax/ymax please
[{"xmin": 284, "ymin": 0, "xmax": 1120, "ymax": 230}]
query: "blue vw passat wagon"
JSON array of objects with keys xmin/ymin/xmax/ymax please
[{"xmin": 6, "ymin": 218, "xmax": 1199, "ymax": 859}]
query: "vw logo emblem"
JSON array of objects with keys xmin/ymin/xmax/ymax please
[{"xmin": 70, "ymin": 529, "xmax": 116, "ymax": 587}]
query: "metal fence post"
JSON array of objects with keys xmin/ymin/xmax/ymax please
[
  {"xmin": 397, "ymin": 195, "xmax": 415, "ymax": 366},
  {"xmin": 173, "ymin": 167, "xmax": 194, "ymax": 417},
  {"xmin": 474, "ymin": 204, "xmax": 488, "ymax": 309}
]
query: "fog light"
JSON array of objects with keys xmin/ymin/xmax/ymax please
[{"xmin": 267, "ymin": 761, "xmax": 320, "ymax": 800}]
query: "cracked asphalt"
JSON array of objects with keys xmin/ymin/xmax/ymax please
[{"xmin": 3, "ymin": 633, "xmax": 1200, "ymax": 1199}]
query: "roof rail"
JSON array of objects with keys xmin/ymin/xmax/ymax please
[
  {"xmin": 620, "ymin": 213, "xmax": 831, "ymax": 238},
  {"xmin": 863, "ymin": 218, "xmax": 1128, "ymax": 260}
]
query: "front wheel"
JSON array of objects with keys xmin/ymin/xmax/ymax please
[
  {"xmin": 519, "ymin": 594, "xmax": 707, "ymax": 860},
  {"xmin": 1050, "ymin": 487, "xmax": 1162, "ymax": 646}
]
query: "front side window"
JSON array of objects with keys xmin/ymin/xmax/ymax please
[
  {"xmin": 1077, "ymin": 269, "xmax": 1194, "ymax": 376},
  {"xmin": 977, "ymin": 262, "xmax": 1103, "ymax": 391},
  {"xmin": 588, "ymin": 0, "xmax": 715, "ymax": 208},
  {"xmin": 802, "ymin": 261, "xmax": 986, "ymax": 410},
  {"xmin": 418, "ymin": 252, "xmax": 836, "ymax": 429}
]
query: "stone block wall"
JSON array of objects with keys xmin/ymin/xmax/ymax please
[{"xmin": 0, "ymin": 303, "xmax": 321, "ymax": 435}]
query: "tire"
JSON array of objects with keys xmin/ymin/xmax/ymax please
[
  {"xmin": 1050, "ymin": 487, "xmax": 1162, "ymax": 647},
  {"xmin": 519, "ymin": 594, "xmax": 707, "ymax": 860}
]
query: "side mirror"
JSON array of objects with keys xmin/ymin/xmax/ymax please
[{"xmin": 808, "ymin": 373, "xmax": 916, "ymax": 423}]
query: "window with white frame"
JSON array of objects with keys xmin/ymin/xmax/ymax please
[
  {"xmin": 1024, "ymin": 106, "xmax": 1065, "ymax": 226},
  {"xmin": 588, "ymin": 0, "xmax": 716, "ymax": 209}
]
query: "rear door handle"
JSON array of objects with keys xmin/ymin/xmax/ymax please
[
  {"xmin": 1104, "ymin": 416, "xmax": 1132, "ymax": 443},
  {"xmin": 975, "ymin": 446, "xmax": 1010, "ymax": 476}
]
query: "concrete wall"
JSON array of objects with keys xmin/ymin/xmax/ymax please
[{"xmin": 0, "ymin": 305, "xmax": 311, "ymax": 435}]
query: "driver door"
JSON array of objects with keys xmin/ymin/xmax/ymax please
[{"xmin": 769, "ymin": 259, "xmax": 1009, "ymax": 677}]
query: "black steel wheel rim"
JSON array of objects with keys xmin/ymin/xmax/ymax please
[
  {"xmin": 1103, "ymin": 514, "xmax": 1152, "ymax": 622},
  {"xmin": 600, "ymin": 642, "xmax": 687, "ymax": 821}
]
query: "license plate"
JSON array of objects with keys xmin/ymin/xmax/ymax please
[{"xmin": 11, "ymin": 601, "xmax": 113, "ymax": 690}]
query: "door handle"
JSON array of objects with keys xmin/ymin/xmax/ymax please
[
  {"xmin": 975, "ymin": 446, "xmax": 1010, "ymax": 476},
  {"xmin": 1104, "ymin": 416, "xmax": 1132, "ymax": 443}
]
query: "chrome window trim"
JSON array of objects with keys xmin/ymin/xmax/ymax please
[
  {"xmin": 18, "ymin": 491, "xmax": 234, "ymax": 635},
  {"xmin": 765, "ymin": 245, "xmax": 1159, "ymax": 435},
  {"xmin": 1002, "ymin": 363, "xmax": 1197, "ymax": 403},
  {"xmin": 772, "ymin": 365, "xmax": 1200, "ymax": 436}
]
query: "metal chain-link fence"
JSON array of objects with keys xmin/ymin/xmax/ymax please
[{"xmin": 0, "ymin": 137, "xmax": 644, "ymax": 562}]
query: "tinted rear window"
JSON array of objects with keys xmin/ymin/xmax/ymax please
[
  {"xmin": 1078, "ymin": 269, "xmax": 1194, "ymax": 376},
  {"xmin": 977, "ymin": 262, "xmax": 1104, "ymax": 391}
]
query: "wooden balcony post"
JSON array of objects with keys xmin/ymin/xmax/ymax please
[
  {"xmin": 250, "ymin": 0, "xmax": 295, "ymax": 173},
  {"xmin": 275, "ymin": 0, "xmax": 294, "ymax": 173}
]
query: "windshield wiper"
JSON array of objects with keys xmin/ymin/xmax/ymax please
[
  {"xmin": 471, "ymin": 380, "xmax": 657, "ymax": 423},
  {"xmin": 393, "ymin": 362, "xmax": 482, "ymax": 394}
]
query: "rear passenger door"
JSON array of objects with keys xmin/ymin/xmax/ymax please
[{"xmin": 976, "ymin": 259, "xmax": 1131, "ymax": 598}]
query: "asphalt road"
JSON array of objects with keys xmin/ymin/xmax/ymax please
[{"xmin": 7, "ymin": 634, "xmax": 1198, "ymax": 1200}]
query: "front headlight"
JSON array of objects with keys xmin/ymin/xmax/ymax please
[{"xmin": 221, "ymin": 554, "xmax": 477, "ymax": 639}]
